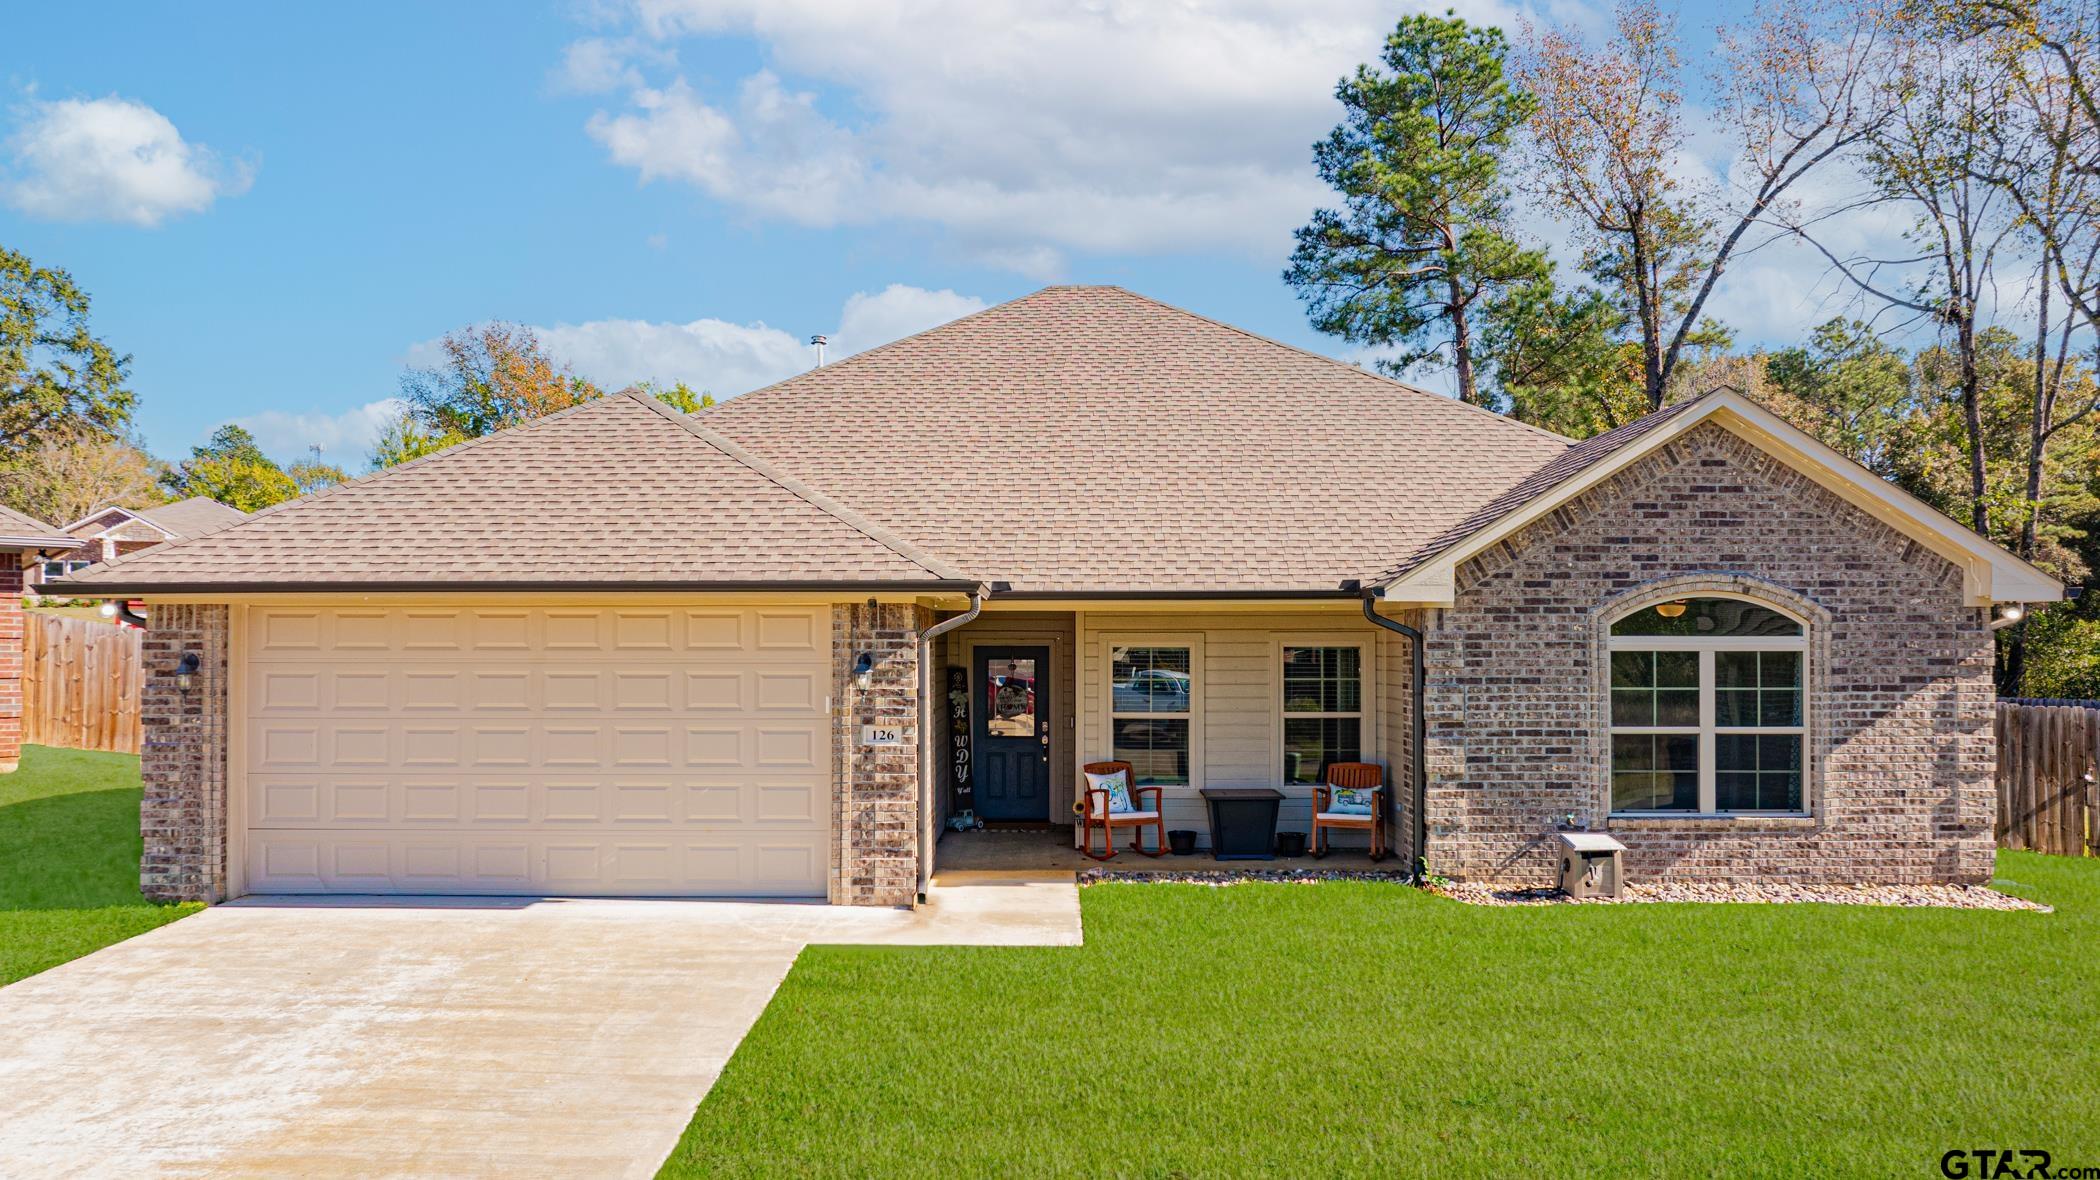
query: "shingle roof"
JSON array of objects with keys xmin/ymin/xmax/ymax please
[
  {"xmin": 1370, "ymin": 393, "xmax": 1710, "ymax": 587},
  {"xmin": 136, "ymin": 497, "xmax": 249, "ymax": 539},
  {"xmin": 0, "ymin": 505, "xmax": 76, "ymax": 550},
  {"xmin": 703, "ymin": 285, "xmax": 1572, "ymax": 593},
  {"xmin": 55, "ymin": 391, "xmax": 969, "ymax": 592}
]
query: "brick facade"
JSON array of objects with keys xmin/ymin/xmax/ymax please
[
  {"xmin": 831, "ymin": 601, "xmax": 931, "ymax": 905},
  {"xmin": 139, "ymin": 603, "xmax": 230, "ymax": 902},
  {"xmin": 0, "ymin": 552, "xmax": 22, "ymax": 772},
  {"xmin": 1421, "ymin": 421, "xmax": 1997, "ymax": 886}
]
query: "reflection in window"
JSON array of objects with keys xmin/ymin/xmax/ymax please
[
  {"xmin": 1110, "ymin": 645, "xmax": 1191, "ymax": 785},
  {"xmin": 1282, "ymin": 646, "xmax": 1362, "ymax": 784}
]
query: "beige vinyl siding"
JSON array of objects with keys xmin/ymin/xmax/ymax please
[{"xmin": 1077, "ymin": 610, "xmax": 1389, "ymax": 849}]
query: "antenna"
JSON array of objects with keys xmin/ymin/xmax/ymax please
[{"xmin": 809, "ymin": 334, "xmax": 829, "ymax": 367}]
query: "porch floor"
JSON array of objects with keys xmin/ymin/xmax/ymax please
[{"xmin": 933, "ymin": 828, "xmax": 1408, "ymax": 877}]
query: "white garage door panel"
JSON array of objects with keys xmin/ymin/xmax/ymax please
[{"xmin": 242, "ymin": 607, "xmax": 832, "ymax": 898}]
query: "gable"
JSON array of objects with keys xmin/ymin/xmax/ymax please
[{"xmin": 1374, "ymin": 391, "xmax": 2061, "ymax": 607}]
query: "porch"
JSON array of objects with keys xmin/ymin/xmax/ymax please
[
  {"xmin": 933, "ymin": 828, "xmax": 1406, "ymax": 877},
  {"xmin": 925, "ymin": 603, "xmax": 1418, "ymax": 864}
]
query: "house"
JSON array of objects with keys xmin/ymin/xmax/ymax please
[
  {"xmin": 33, "ymin": 497, "xmax": 250, "ymax": 585},
  {"xmin": 53, "ymin": 286, "xmax": 2061, "ymax": 905},
  {"xmin": 0, "ymin": 505, "xmax": 84, "ymax": 773}
]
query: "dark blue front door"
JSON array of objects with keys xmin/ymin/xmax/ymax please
[{"xmin": 973, "ymin": 646, "xmax": 1050, "ymax": 821}]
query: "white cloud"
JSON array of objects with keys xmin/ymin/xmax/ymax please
[
  {"xmin": 3, "ymin": 96, "xmax": 251, "ymax": 226},
  {"xmin": 402, "ymin": 282, "xmax": 988, "ymax": 403},
  {"xmin": 577, "ymin": 1, "xmax": 1530, "ymax": 273},
  {"xmin": 229, "ymin": 398, "xmax": 407, "ymax": 467}
]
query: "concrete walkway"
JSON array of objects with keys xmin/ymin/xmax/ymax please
[{"xmin": 0, "ymin": 872, "xmax": 1079, "ymax": 1179}]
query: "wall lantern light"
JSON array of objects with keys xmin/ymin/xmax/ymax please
[
  {"xmin": 852, "ymin": 651, "xmax": 875, "ymax": 689},
  {"xmin": 173, "ymin": 652, "xmax": 200, "ymax": 692}
]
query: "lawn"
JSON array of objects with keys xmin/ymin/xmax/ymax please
[
  {"xmin": 0, "ymin": 744, "xmax": 197, "ymax": 985},
  {"xmin": 666, "ymin": 854, "xmax": 2100, "ymax": 1179}
]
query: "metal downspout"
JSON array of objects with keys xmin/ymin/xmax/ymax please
[
  {"xmin": 918, "ymin": 590, "xmax": 985, "ymax": 901},
  {"xmin": 1361, "ymin": 594, "xmax": 1429, "ymax": 879}
]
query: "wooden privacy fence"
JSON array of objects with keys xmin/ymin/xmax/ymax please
[
  {"xmin": 23, "ymin": 613, "xmax": 142, "ymax": 755},
  {"xmin": 1996, "ymin": 699, "xmax": 2100, "ymax": 857}
]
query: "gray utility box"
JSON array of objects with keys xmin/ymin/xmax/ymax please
[{"xmin": 1556, "ymin": 832, "xmax": 1627, "ymax": 899}]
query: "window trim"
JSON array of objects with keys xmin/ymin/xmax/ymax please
[
  {"xmin": 1101, "ymin": 633, "xmax": 1205, "ymax": 791},
  {"xmin": 1272, "ymin": 635, "xmax": 1375, "ymax": 790},
  {"xmin": 1605, "ymin": 594, "xmax": 1810, "ymax": 817}
]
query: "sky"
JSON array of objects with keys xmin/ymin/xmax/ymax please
[{"xmin": 1, "ymin": 0, "xmax": 1877, "ymax": 470}]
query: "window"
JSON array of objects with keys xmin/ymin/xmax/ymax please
[
  {"xmin": 1608, "ymin": 597, "xmax": 1807, "ymax": 814},
  {"xmin": 1110, "ymin": 645, "xmax": 1191, "ymax": 785},
  {"xmin": 1282, "ymin": 645, "xmax": 1362, "ymax": 784},
  {"xmin": 40, "ymin": 559, "xmax": 90, "ymax": 580}
]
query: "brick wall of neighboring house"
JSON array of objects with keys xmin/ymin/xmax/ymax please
[
  {"xmin": 831, "ymin": 601, "xmax": 930, "ymax": 905},
  {"xmin": 0, "ymin": 552, "xmax": 22, "ymax": 772},
  {"xmin": 139, "ymin": 603, "xmax": 230, "ymax": 902},
  {"xmin": 1422, "ymin": 420, "xmax": 1996, "ymax": 887}
]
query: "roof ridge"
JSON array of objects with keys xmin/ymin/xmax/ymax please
[
  {"xmin": 1096, "ymin": 286, "xmax": 1576, "ymax": 446},
  {"xmin": 80, "ymin": 395, "xmax": 632, "ymax": 576},
  {"xmin": 625, "ymin": 389, "xmax": 971, "ymax": 582},
  {"xmin": 700, "ymin": 287, "xmax": 1051, "ymax": 414}
]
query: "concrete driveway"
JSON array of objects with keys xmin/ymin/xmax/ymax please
[{"xmin": 0, "ymin": 872, "xmax": 1079, "ymax": 1179}]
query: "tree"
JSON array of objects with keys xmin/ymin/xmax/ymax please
[
  {"xmin": 1517, "ymin": 0, "xmax": 1896, "ymax": 409},
  {"xmin": 397, "ymin": 322, "xmax": 600, "ymax": 443},
  {"xmin": 0, "ymin": 432, "xmax": 166, "ymax": 526},
  {"xmin": 286, "ymin": 446, "xmax": 348, "ymax": 497},
  {"xmin": 0, "ymin": 246, "xmax": 135, "ymax": 461},
  {"xmin": 369, "ymin": 413, "xmax": 455, "ymax": 469},
  {"xmin": 1285, "ymin": 13, "xmax": 1546, "ymax": 406},
  {"xmin": 1762, "ymin": 318, "xmax": 1921, "ymax": 475},
  {"xmin": 1480, "ymin": 279, "xmax": 1646, "ymax": 436},
  {"xmin": 163, "ymin": 424, "xmax": 300, "ymax": 512},
  {"xmin": 628, "ymin": 380, "xmax": 716, "ymax": 413}
]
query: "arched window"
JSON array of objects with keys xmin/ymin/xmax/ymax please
[{"xmin": 1608, "ymin": 596, "xmax": 1807, "ymax": 815}]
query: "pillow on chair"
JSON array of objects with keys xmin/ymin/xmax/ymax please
[
  {"xmin": 1085, "ymin": 768, "xmax": 1135, "ymax": 815},
  {"xmin": 1326, "ymin": 785, "xmax": 1375, "ymax": 815}
]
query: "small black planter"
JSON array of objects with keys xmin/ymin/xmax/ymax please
[
  {"xmin": 1167, "ymin": 829, "xmax": 1198, "ymax": 856},
  {"xmin": 1275, "ymin": 831, "xmax": 1308, "ymax": 858}
]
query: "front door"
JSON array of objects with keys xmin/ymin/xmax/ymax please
[{"xmin": 973, "ymin": 646, "xmax": 1050, "ymax": 821}]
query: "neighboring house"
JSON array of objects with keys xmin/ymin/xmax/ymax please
[
  {"xmin": 35, "ymin": 498, "xmax": 249, "ymax": 584},
  {"xmin": 53, "ymin": 287, "xmax": 2061, "ymax": 906},
  {"xmin": 0, "ymin": 505, "xmax": 83, "ymax": 773}
]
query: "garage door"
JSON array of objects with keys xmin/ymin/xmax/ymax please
[{"xmin": 242, "ymin": 606, "xmax": 832, "ymax": 897}]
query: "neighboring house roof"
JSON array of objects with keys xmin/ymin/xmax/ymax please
[
  {"xmin": 139, "ymin": 497, "xmax": 250, "ymax": 539},
  {"xmin": 65, "ymin": 497, "xmax": 249, "ymax": 544},
  {"xmin": 55, "ymin": 391, "xmax": 972, "ymax": 593},
  {"xmin": 702, "ymin": 285, "xmax": 1571, "ymax": 594},
  {"xmin": 1370, "ymin": 388, "xmax": 2062, "ymax": 607},
  {"xmin": 0, "ymin": 505, "xmax": 79, "ymax": 552}
]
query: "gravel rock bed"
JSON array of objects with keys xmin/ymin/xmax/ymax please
[
  {"xmin": 1077, "ymin": 868, "xmax": 1411, "ymax": 888},
  {"xmin": 1080, "ymin": 870, "xmax": 2050, "ymax": 911},
  {"xmin": 1431, "ymin": 879, "xmax": 2051, "ymax": 911}
]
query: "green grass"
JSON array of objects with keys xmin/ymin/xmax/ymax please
[
  {"xmin": 0, "ymin": 745, "xmax": 197, "ymax": 985},
  {"xmin": 665, "ymin": 854, "xmax": 2100, "ymax": 1179}
]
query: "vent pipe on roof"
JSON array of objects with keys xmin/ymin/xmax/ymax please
[{"xmin": 810, "ymin": 334, "xmax": 828, "ymax": 367}]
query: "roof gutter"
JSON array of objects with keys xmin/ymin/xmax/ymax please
[
  {"xmin": 43, "ymin": 577, "xmax": 986, "ymax": 597},
  {"xmin": 917, "ymin": 589, "xmax": 986, "ymax": 902},
  {"xmin": 1359, "ymin": 591, "xmax": 1428, "ymax": 880},
  {"xmin": 986, "ymin": 588, "xmax": 1362, "ymax": 601}
]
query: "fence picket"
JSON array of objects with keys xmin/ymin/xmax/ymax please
[
  {"xmin": 21, "ymin": 613, "xmax": 141, "ymax": 755},
  {"xmin": 1996, "ymin": 700, "xmax": 2100, "ymax": 858}
]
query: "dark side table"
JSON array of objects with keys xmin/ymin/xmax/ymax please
[{"xmin": 1199, "ymin": 787, "xmax": 1285, "ymax": 860}]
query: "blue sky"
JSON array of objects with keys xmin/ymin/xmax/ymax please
[{"xmin": 4, "ymin": 1, "xmax": 1809, "ymax": 470}]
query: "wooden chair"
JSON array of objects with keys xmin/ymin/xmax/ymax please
[
  {"xmin": 1080, "ymin": 760, "xmax": 1166, "ymax": 861},
  {"xmin": 1311, "ymin": 762, "xmax": 1387, "ymax": 861}
]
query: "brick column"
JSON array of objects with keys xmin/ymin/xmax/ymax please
[
  {"xmin": 0, "ymin": 552, "xmax": 22, "ymax": 773},
  {"xmin": 140, "ymin": 604, "xmax": 230, "ymax": 902},
  {"xmin": 831, "ymin": 602, "xmax": 928, "ymax": 906}
]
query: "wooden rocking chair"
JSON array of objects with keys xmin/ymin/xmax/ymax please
[
  {"xmin": 1311, "ymin": 762, "xmax": 1388, "ymax": 861},
  {"xmin": 1080, "ymin": 760, "xmax": 1167, "ymax": 861}
]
